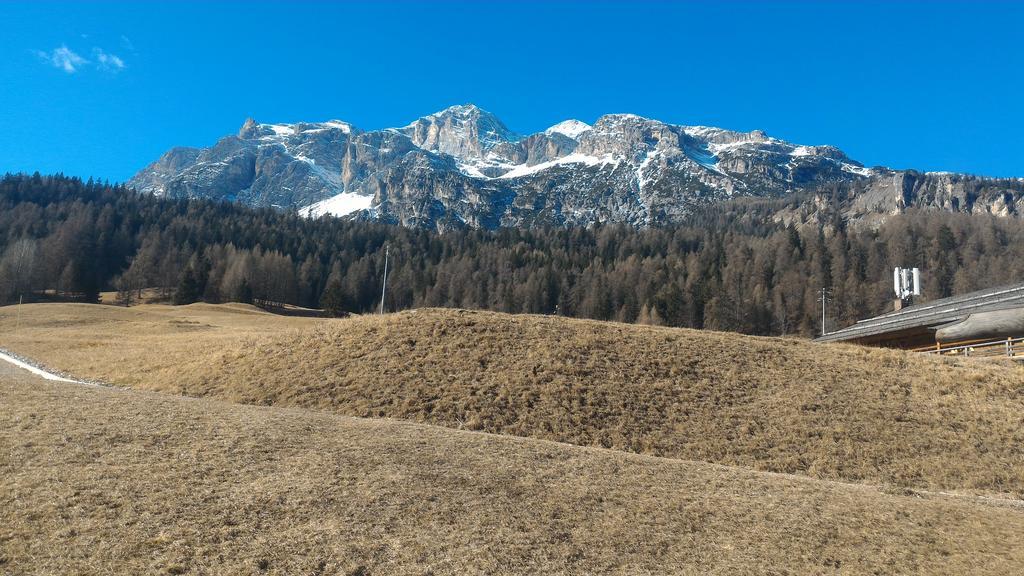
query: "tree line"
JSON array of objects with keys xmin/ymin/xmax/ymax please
[{"xmin": 2, "ymin": 173, "xmax": 1022, "ymax": 336}]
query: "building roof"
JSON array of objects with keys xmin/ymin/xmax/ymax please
[{"xmin": 816, "ymin": 281, "xmax": 1024, "ymax": 347}]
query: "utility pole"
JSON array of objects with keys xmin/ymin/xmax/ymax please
[
  {"xmin": 379, "ymin": 244, "xmax": 389, "ymax": 315},
  {"xmin": 818, "ymin": 287, "xmax": 831, "ymax": 336}
]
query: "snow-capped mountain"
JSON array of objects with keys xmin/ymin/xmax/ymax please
[{"xmin": 130, "ymin": 104, "xmax": 1022, "ymax": 229}]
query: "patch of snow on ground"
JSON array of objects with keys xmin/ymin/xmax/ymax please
[
  {"xmin": 682, "ymin": 126, "xmax": 725, "ymax": 137},
  {"xmin": 545, "ymin": 119, "xmax": 592, "ymax": 139},
  {"xmin": 498, "ymin": 153, "xmax": 618, "ymax": 179},
  {"xmin": 636, "ymin": 150, "xmax": 661, "ymax": 192},
  {"xmin": 790, "ymin": 146, "xmax": 814, "ymax": 157},
  {"xmin": 707, "ymin": 141, "xmax": 754, "ymax": 154},
  {"xmin": 323, "ymin": 121, "xmax": 352, "ymax": 133},
  {"xmin": 841, "ymin": 163, "xmax": 875, "ymax": 177},
  {"xmin": 457, "ymin": 162, "xmax": 490, "ymax": 178},
  {"xmin": 687, "ymin": 148, "xmax": 724, "ymax": 174},
  {"xmin": 300, "ymin": 192, "xmax": 374, "ymax": 217},
  {"xmin": 0, "ymin": 349, "xmax": 84, "ymax": 384},
  {"xmin": 268, "ymin": 124, "xmax": 295, "ymax": 136}
]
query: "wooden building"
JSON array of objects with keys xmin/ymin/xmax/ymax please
[{"xmin": 816, "ymin": 282, "xmax": 1024, "ymax": 353}]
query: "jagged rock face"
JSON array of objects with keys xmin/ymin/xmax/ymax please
[
  {"xmin": 128, "ymin": 146, "xmax": 202, "ymax": 197},
  {"xmin": 400, "ymin": 104, "xmax": 517, "ymax": 160},
  {"xmin": 130, "ymin": 104, "xmax": 1023, "ymax": 230},
  {"xmin": 135, "ymin": 120, "xmax": 360, "ymax": 209},
  {"xmin": 849, "ymin": 171, "xmax": 1022, "ymax": 218}
]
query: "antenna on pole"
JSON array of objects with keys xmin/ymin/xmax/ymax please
[
  {"xmin": 893, "ymin": 266, "xmax": 921, "ymax": 310},
  {"xmin": 379, "ymin": 244, "xmax": 389, "ymax": 315}
]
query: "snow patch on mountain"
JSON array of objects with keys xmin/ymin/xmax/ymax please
[
  {"xmin": 322, "ymin": 120, "xmax": 352, "ymax": 133},
  {"xmin": 457, "ymin": 161, "xmax": 491, "ymax": 179},
  {"xmin": 636, "ymin": 150, "xmax": 661, "ymax": 192},
  {"xmin": 267, "ymin": 124, "xmax": 295, "ymax": 136},
  {"xmin": 498, "ymin": 153, "xmax": 618, "ymax": 179},
  {"xmin": 686, "ymin": 148, "xmax": 725, "ymax": 175},
  {"xmin": 841, "ymin": 163, "xmax": 875, "ymax": 177},
  {"xmin": 299, "ymin": 192, "xmax": 374, "ymax": 218},
  {"xmin": 545, "ymin": 119, "xmax": 592, "ymax": 139}
]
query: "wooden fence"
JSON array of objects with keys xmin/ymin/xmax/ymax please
[{"xmin": 914, "ymin": 336, "xmax": 1024, "ymax": 360}]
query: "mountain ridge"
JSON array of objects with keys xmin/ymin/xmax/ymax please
[{"xmin": 130, "ymin": 104, "xmax": 1023, "ymax": 230}]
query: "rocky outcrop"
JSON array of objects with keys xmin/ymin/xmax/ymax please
[
  {"xmin": 129, "ymin": 104, "xmax": 1024, "ymax": 230},
  {"xmin": 400, "ymin": 104, "xmax": 517, "ymax": 160},
  {"xmin": 848, "ymin": 171, "xmax": 1021, "ymax": 218}
]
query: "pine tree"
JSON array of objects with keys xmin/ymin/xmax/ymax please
[
  {"xmin": 320, "ymin": 279, "xmax": 351, "ymax": 317},
  {"xmin": 173, "ymin": 268, "xmax": 201, "ymax": 305},
  {"xmin": 233, "ymin": 279, "xmax": 253, "ymax": 304}
]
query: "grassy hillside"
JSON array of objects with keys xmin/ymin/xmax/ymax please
[
  {"xmin": 3, "ymin": 364, "xmax": 1024, "ymax": 575},
  {"xmin": 2, "ymin": 303, "xmax": 1023, "ymax": 496}
]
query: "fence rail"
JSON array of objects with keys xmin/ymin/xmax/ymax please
[{"xmin": 916, "ymin": 336, "xmax": 1024, "ymax": 359}]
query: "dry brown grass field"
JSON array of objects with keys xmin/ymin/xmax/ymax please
[
  {"xmin": 2, "ymin": 302, "xmax": 1023, "ymax": 498},
  {"xmin": 3, "ymin": 362, "xmax": 1024, "ymax": 575}
]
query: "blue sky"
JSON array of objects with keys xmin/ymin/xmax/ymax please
[{"xmin": 2, "ymin": 1, "xmax": 1023, "ymax": 182}]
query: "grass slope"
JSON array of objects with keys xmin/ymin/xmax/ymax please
[
  {"xmin": 2, "ymin": 364, "xmax": 1024, "ymax": 575},
  {"xmin": 2, "ymin": 303, "xmax": 1023, "ymax": 496}
]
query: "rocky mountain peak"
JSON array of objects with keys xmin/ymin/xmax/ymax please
[
  {"xmin": 130, "ymin": 105, "xmax": 1023, "ymax": 231},
  {"xmin": 401, "ymin": 104, "xmax": 518, "ymax": 159},
  {"xmin": 545, "ymin": 119, "xmax": 592, "ymax": 140},
  {"xmin": 589, "ymin": 113, "xmax": 655, "ymax": 133},
  {"xmin": 239, "ymin": 118, "xmax": 260, "ymax": 139},
  {"xmin": 431, "ymin": 103, "xmax": 485, "ymax": 118},
  {"xmin": 574, "ymin": 114, "xmax": 678, "ymax": 160}
]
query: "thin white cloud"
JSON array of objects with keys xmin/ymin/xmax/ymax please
[
  {"xmin": 34, "ymin": 44, "xmax": 128, "ymax": 74},
  {"xmin": 94, "ymin": 48, "xmax": 126, "ymax": 71},
  {"xmin": 36, "ymin": 45, "xmax": 88, "ymax": 73}
]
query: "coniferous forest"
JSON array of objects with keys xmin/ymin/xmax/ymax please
[{"xmin": 2, "ymin": 173, "xmax": 1023, "ymax": 336}]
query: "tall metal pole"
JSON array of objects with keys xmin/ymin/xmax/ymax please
[
  {"xmin": 820, "ymin": 287, "xmax": 827, "ymax": 336},
  {"xmin": 379, "ymin": 245, "xmax": 389, "ymax": 315}
]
